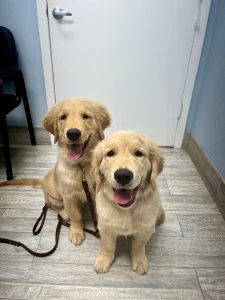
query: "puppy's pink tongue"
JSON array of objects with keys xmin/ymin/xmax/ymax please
[
  {"xmin": 67, "ymin": 144, "xmax": 83, "ymax": 160},
  {"xmin": 114, "ymin": 189, "xmax": 133, "ymax": 205}
]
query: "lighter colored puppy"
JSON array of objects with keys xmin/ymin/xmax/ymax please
[{"xmin": 92, "ymin": 131, "xmax": 165, "ymax": 274}]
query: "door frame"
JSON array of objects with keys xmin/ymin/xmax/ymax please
[{"xmin": 36, "ymin": 0, "xmax": 211, "ymax": 148}]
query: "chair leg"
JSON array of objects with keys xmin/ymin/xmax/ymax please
[
  {"xmin": 0, "ymin": 115, "xmax": 13, "ymax": 180},
  {"xmin": 17, "ymin": 70, "xmax": 36, "ymax": 146}
]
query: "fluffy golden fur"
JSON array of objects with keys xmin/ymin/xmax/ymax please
[
  {"xmin": 92, "ymin": 131, "xmax": 165, "ymax": 274},
  {"xmin": 0, "ymin": 98, "xmax": 111, "ymax": 246}
]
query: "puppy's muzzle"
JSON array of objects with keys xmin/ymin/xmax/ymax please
[
  {"xmin": 114, "ymin": 168, "xmax": 133, "ymax": 185},
  {"xmin": 66, "ymin": 128, "xmax": 81, "ymax": 142}
]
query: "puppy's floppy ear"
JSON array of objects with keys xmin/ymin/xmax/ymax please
[
  {"xmin": 92, "ymin": 102, "xmax": 111, "ymax": 140},
  {"xmin": 42, "ymin": 102, "xmax": 62, "ymax": 143},
  {"xmin": 148, "ymin": 140, "xmax": 164, "ymax": 191},
  {"xmin": 92, "ymin": 141, "xmax": 105, "ymax": 193}
]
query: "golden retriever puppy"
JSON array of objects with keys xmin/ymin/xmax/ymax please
[
  {"xmin": 92, "ymin": 131, "xmax": 165, "ymax": 274},
  {"xmin": 0, "ymin": 98, "xmax": 110, "ymax": 246},
  {"xmin": 42, "ymin": 98, "xmax": 110, "ymax": 245}
]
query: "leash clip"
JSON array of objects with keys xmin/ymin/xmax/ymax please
[{"xmin": 82, "ymin": 167, "xmax": 86, "ymax": 182}]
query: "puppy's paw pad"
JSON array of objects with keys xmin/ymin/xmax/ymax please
[
  {"xmin": 69, "ymin": 228, "xmax": 84, "ymax": 246},
  {"xmin": 132, "ymin": 257, "xmax": 148, "ymax": 275},
  {"xmin": 94, "ymin": 255, "xmax": 112, "ymax": 273}
]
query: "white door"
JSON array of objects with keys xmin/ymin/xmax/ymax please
[{"xmin": 46, "ymin": 0, "xmax": 209, "ymax": 146}]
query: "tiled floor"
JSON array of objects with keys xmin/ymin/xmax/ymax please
[{"xmin": 0, "ymin": 145, "xmax": 225, "ymax": 299}]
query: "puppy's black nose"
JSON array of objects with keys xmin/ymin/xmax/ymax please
[
  {"xmin": 66, "ymin": 128, "xmax": 81, "ymax": 141},
  {"xmin": 114, "ymin": 168, "xmax": 133, "ymax": 185}
]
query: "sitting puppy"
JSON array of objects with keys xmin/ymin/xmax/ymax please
[
  {"xmin": 0, "ymin": 98, "xmax": 110, "ymax": 246},
  {"xmin": 42, "ymin": 98, "xmax": 111, "ymax": 245},
  {"xmin": 92, "ymin": 131, "xmax": 165, "ymax": 274}
]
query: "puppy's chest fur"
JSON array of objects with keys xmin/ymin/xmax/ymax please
[
  {"xmin": 96, "ymin": 189, "xmax": 161, "ymax": 236},
  {"xmin": 56, "ymin": 160, "xmax": 93, "ymax": 201}
]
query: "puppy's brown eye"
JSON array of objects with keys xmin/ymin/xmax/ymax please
[
  {"xmin": 60, "ymin": 114, "xmax": 67, "ymax": 120},
  {"xmin": 83, "ymin": 113, "xmax": 90, "ymax": 120},
  {"xmin": 106, "ymin": 150, "xmax": 115, "ymax": 157},
  {"xmin": 134, "ymin": 150, "xmax": 143, "ymax": 157}
]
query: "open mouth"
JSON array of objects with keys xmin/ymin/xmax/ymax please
[
  {"xmin": 67, "ymin": 136, "xmax": 90, "ymax": 161},
  {"xmin": 113, "ymin": 187, "xmax": 138, "ymax": 208}
]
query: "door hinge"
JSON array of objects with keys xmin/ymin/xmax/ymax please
[{"xmin": 178, "ymin": 102, "xmax": 183, "ymax": 120}]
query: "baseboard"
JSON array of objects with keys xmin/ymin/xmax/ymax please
[
  {"xmin": 0, "ymin": 126, "xmax": 51, "ymax": 145},
  {"xmin": 185, "ymin": 132, "xmax": 225, "ymax": 218},
  {"xmin": 181, "ymin": 130, "xmax": 189, "ymax": 148}
]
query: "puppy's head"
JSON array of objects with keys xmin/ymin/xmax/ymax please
[
  {"xmin": 92, "ymin": 131, "xmax": 164, "ymax": 208},
  {"xmin": 42, "ymin": 98, "xmax": 111, "ymax": 162}
]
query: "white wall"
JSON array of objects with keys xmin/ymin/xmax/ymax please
[{"xmin": 0, "ymin": 0, "xmax": 48, "ymax": 126}]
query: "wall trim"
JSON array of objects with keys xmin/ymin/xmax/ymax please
[
  {"xmin": 174, "ymin": 0, "xmax": 211, "ymax": 148},
  {"xmin": 185, "ymin": 132, "xmax": 225, "ymax": 218},
  {"xmin": 36, "ymin": 0, "xmax": 56, "ymax": 145},
  {"xmin": 36, "ymin": 0, "xmax": 55, "ymax": 110}
]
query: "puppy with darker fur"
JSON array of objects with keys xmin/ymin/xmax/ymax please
[
  {"xmin": 92, "ymin": 131, "xmax": 165, "ymax": 274},
  {"xmin": 0, "ymin": 98, "xmax": 110, "ymax": 246}
]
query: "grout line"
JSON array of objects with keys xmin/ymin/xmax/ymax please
[
  {"xmin": 195, "ymin": 268, "xmax": 206, "ymax": 300},
  {"xmin": 0, "ymin": 209, "xmax": 6, "ymax": 217},
  {"xmin": 164, "ymin": 177, "xmax": 172, "ymax": 195},
  {"xmin": 2, "ymin": 259, "xmax": 225, "ymax": 270},
  {"xmin": 175, "ymin": 214, "xmax": 185, "ymax": 238}
]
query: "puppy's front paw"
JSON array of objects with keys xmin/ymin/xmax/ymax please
[
  {"xmin": 132, "ymin": 255, "xmax": 148, "ymax": 275},
  {"xmin": 58, "ymin": 209, "xmax": 69, "ymax": 221},
  {"xmin": 94, "ymin": 254, "xmax": 113, "ymax": 273},
  {"xmin": 69, "ymin": 227, "xmax": 84, "ymax": 246}
]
